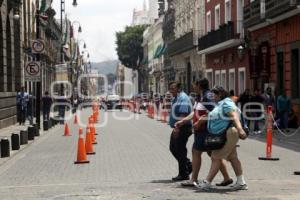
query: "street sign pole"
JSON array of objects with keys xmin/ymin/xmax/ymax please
[{"xmin": 36, "ymin": 9, "xmax": 41, "ymax": 129}]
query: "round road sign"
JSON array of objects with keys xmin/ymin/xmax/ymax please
[
  {"xmin": 32, "ymin": 40, "xmax": 45, "ymax": 53},
  {"xmin": 26, "ymin": 62, "xmax": 40, "ymax": 76}
]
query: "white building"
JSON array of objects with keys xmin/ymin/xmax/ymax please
[
  {"xmin": 132, "ymin": 0, "xmax": 149, "ymax": 26},
  {"xmin": 168, "ymin": 0, "xmax": 206, "ymax": 93}
]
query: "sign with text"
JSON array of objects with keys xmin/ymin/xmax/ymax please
[
  {"xmin": 25, "ymin": 61, "xmax": 41, "ymax": 82},
  {"xmin": 55, "ymin": 63, "xmax": 68, "ymax": 81}
]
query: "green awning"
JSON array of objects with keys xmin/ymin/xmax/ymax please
[
  {"xmin": 141, "ymin": 56, "xmax": 148, "ymax": 65},
  {"xmin": 153, "ymin": 44, "xmax": 163, "ymax": 59}
]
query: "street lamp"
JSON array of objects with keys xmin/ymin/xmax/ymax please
[
  {"xmin": 237, "ymin": 45, "xmax": 244, "ymax": 60},
  {"xmin": 72, "ymin": 21, "xmax": 82, "ymax": 33},
  {"xmin": 72, "ymin": 0, "xmax": 78, "ymax": 7}
]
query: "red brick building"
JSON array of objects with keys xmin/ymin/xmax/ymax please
[
  {"xmin": 244, "ymin": 0, "xmax": 300, "ymax": 113},
  {"xmin": 198, "ymin": 0, "xmax": 248, "ymax": 95}
]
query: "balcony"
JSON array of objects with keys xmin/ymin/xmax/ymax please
[
  {"xmin": 198, "ymin": 21, "xmax": 235, "ymax": 52},
  {"xmin": 244, "ymin": 0, "xmax": 300, "ymax": 28},
  {"xmin": 167, "ymin": 31, "xmax": 195, "ymax": 56}
]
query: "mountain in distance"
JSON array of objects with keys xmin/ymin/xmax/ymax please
[{"xmin": 91, "ymin": 60, "xmax": 119, "ymax": 75}]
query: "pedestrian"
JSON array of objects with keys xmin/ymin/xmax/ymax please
[
  {"xmin": 277, "ymin": 90, "xmax": 291, "ymax": 132},
  {"xmin": 250, "ymin": 89, "xmax": 264, "ymax": 134},
  {"xmin": 16, "ymin": 87, "xmax": 29, "ymax": 125},
  {"xmin": 176, "ymin": 79, "xmax": 233, "ymax": 187},
  {"xmin": 197, "ymin": 86, "xmax": 248, "ymax": 191},
  {"xmin": 262, "ymin": 87, "xmax": 275, "ymax": 110},
  {"xmin": 237, "ymin": 89, "xmax": 251, "ymax": 126},
  {"xmin": 229, "ymin": 90, "xmax": 238, "ymax": 103},
  {"xmin": 168, "ymin": 82, "xmax": 193, "ymax": 181},
  {"xmin": 27, "ymin": 93, "xmax": 34, "ymax": 125},
  {"xmin": 42, "ymin": 91, "xmax": 53, "ymax": 121}
]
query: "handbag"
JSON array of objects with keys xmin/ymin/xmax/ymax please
[{"xmin": 203, "ymin": 122, "xmax": 232, "ymax": 151}]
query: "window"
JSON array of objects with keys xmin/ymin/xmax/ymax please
[
  {"xmin": 215, "ymin": 70, "xmax": 220, "ymax": 86},
  {"xmin": 238, "ymin": 68, "xmax": 246, "ymax": 95},
  {"xmin": 229, "ymin": 68, "xmax": 235, "ymax": 94},
  {"xmin": 215, "ymin": 5, "xmax": 220, "ymax": 30},
  {"xmin": 277, "ymin": 52, "xmax": 284, "ymax": 95},
  {"xmin": 225, "ymin": 0, "xmax": 231, "ymax": 23},
  {"xmin": 260, "ymin": 0, "xmax": 266, "ymax": 19},
  {"xmin": 206, "ymin": 11, "xmax": 211, "ymax": 33},
  {"xmin": 205, "ymin": 69, "xmax": 213, "ymax": 89},
  {"xmin": 221, "ymin": 70, "xmax": 227, "ymax": 90}
]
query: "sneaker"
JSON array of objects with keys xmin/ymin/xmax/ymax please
[
  {"xmin": 257, "ymin": 130, "xmax": 262, "ymax": 134},
  {"xmin": 216, "ymin": 178, "xmax": 233, "ymax": 186},
  {"xmin": 172, "ymin": 175, "xmax": 189, "ymax": 182},
  {"xmin": 230, "ymin": 182, "xmax": 248, "ymax": 190},
  {"xmin": 195, "ymin": 180, "xmax": 212, "ymax": 191}
]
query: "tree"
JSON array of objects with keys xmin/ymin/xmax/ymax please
[{"xmin": 116, "ymin": 25, "xmax": 147, "ymax": 71}]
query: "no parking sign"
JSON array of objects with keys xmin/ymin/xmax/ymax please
[{"xmin": 25, "ymin": 61, "xmax": 41, "ymax": 82}]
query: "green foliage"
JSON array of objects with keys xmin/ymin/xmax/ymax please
[{"xmin": 116, "ymin": 25, "xmax": 147, "ymax": 70}]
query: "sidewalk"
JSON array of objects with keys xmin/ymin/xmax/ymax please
[{"xmin": 0, "ymin": 112, "xmax": 61, "ymax": 166}]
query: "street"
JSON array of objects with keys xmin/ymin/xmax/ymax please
[{"xmin": 0, "ymin": 109, "xmax": 299, "ymax": 200}]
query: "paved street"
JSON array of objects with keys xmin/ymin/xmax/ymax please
[{"xmin": 0, "ymin": 108, "xmax": 299, "ymax": 200}]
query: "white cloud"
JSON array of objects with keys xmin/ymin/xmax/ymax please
[{"xmin": 52, "ymin": 0, "xmax": 146, "ymax": 62}]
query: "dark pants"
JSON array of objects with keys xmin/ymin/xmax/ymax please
[
  {"xmin": 43, "ymin": 109, "xmax": 50, "ymax": 121},
  {"xmin": 17, "ymin": 105, "xmax": 22, "ymax": 124},
  {"xmin": 169, "ymin": 125, "xmax": 192, "ymax": 177},
  {"xmin": 279, "ymin": 111, "xmax": 288, "ymax": 129}
]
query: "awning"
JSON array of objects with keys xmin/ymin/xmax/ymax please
[{"xmin": 153, "ymin": 44, "xmax": 165, "ymax": 59}]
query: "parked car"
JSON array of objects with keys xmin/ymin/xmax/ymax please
[{"xmin": 106, "ymin": 94, "xmax": 121, "ymax": 110}]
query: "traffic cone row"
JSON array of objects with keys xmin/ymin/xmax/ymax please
[{"xmin": 73, "ymin": 106, "xmax": 100, "ymax": 164}]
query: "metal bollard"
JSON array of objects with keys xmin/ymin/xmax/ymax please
[
  {"xmin": 28, "ymin": 126, "xmax": 35, "ymax": 140},
  {"xmin": 11, "ymin": 133, "xmax": 20, "ymax": 151},
  {"xmin": 20, "ymin": 130, "xmax": 28, "ymax": 145},
  {"xmin": 1, "ymin": 138, "xmax": 10, "ymax": 158},
  {"xmin": 33, "ymin": 124, "xmax": 40, "ymax": 136},
  {"xmin": 43, "ymin": 120, "xmax": 49, "ymax": 131}
]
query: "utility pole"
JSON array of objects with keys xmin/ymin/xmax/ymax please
[{"xmin": 36, "ymin": 8, "xmax": 41, "ymax": 129}]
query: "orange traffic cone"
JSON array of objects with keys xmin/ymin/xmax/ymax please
[
  {"xmin": 63, "ymin": 123, "xmax": 71, "ymax": 136},
  {"xmin": 74, "ymin": 114, "xmax": 78, "ymax": 124},
  {"xmin": 85, "ymin": 127, "xmax": 95, "ymax": 155},
  {"xmin": 74, "ymin": 128, "xmax": 90, "ymax": 164}
]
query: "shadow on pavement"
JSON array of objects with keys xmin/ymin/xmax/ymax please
[{"xmin": 150, "ymin": 179, "xmax": 174, "ymax": 184}]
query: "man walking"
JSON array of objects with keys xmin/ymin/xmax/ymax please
[
  {"xmin": 42, "ymin": 91, "xmax": 53, "ymax": 121},
  {"xmin": 168, "ymin": 82, "xmax": 193, "ymax": 181},
  {"xmin": 16, "ymin": 87, "xmax": 29, "ymax": 125}
]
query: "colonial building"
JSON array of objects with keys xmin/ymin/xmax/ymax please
[
  {"xmin": 244, "ymin": 0, "xmax": 300, "ymax": 116},
  {"xmin": 143, "ymin": 15, "xmax": 165, "ymax": 94},
  {"xmin": 0, "ymin": 0, "xmax": 23, "ymax": 128},
  {"xmin": 198, "ymin": 0, "xmax": 247, "ymax": 94},
  {"xmin": 244, "ymin": 0, "xmax": 300, "ymax": 93},
  {"xmin": 132, "ymin": 0, "xmax": 149, "ymax": 26},
  {"xmin": 169, "ymin": 0, "xmax": 205, "ymax": 94}
]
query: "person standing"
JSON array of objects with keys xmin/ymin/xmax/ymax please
[
  {"xmin": 42, "ymin": 91, "xmax": 53, "ymax": 121},
  {"xmin": 277, "ymin": 90, "xmax": 291, "ymax": 132},
  {"xmin": 16, "ymin": 87, "xmax": 29, "ymax": 125},
  {"xmin": 250, "ymin": 89, "xmax": 264, "ymax": 134},
  {"xmin": 168, "ymin": 82, "xmax": 193, "ymax": 181}
]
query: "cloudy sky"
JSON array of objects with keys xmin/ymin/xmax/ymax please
[{"xmin": 52, "ymin": 0, "xmax": 146, "ymax": 63}]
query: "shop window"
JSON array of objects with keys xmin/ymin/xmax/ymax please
[
  {"xmin": 229, "ymin": 68, "xmax": 235, "ymax": 94},
  {"xmin": 221, "ymin": 70, "xmax": 227, "ymax": 90}
]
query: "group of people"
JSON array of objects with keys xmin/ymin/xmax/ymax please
[
  {"xmin": 16, "ymin": 87, "xmax": 54, "ymax": 125},
  {"xmin": 167, "ymin": 79, "xmax": 248, "ymax": 191},
  {"xmin": 238, "ymin": 87, "xmax": 294, "ymax": 133}
]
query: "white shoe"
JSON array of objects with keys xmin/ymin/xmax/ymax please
[
  {"xmin": 230, "ymin": 182, "xmax": 248, "ymax": 190},
  {"xmin": 196, "ymin": 180, "xmax": 212, "ymax": 191},
  {"xmin": 257, "ymin": 130, "xmax": 262, "ymax": 134}
]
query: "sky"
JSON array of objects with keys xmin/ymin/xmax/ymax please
[{"xmin": 52, "ymin": 0, "xmax": 146, "ymax": 63}]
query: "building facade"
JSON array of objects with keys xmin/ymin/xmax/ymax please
[
  {"xmin": 244, "ymin": 0, "xmax": 300, "ymax": 116},
  {"xmin": 198, "ymin": 0, "xmax": 247, "ymax": 95},
  {"xmin": 168, "ymin": 0, "xmax": 205, "ymax": 94},
  {"xmin": 0, "ymin": 0, "xmax": 23, "ymax": 128}
]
